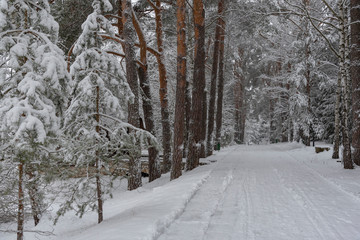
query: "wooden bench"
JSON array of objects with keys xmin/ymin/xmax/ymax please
[{"xmin": 315, "ymin": 147, "xmax": 330, "ymax": 153}]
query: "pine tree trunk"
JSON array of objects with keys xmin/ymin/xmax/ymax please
[
  {"xmin": 206, "ymin": 0, "xmax": 224, "ymax": 156},
  {"xmin": 351, "ymin": 0, "xmax": 360, "ymax": 166},
  {"xmin": 200, "ymin": 91, "xmax": 207, "ymax": 158},
  {"xmin": 186, "ymin": 0, "xmax": 205, "ymax": 171},
  {"xmin": 123, "ymin": 0, "xmax": 142, "ymax": 189},
  {"xmin": 25, "ymin": 167, "xmax": 41, "ymax": 226},
  {"xmin": 17, "ymin": 163, "xmax": 24, "ymax": 240},
  {"xmin": 215, "ymin": 15, "xmax": 226, "ymax": 146},
  {"xmin": 95, "ymin": 85, "xmax": 103, "ymax": 223},
  {"xmin": 171, "ymin": 0, "xmax": 187, "ymax": 180},
  {"xmin": 138, "ymin": 66, "xmax": 161, "ymax": 181},
  {"xmin": 152, "ymin": 0, "xmax": 172, "ymax": 173},
  {"xmin": 132, "ymin": 9, "xmax": 161, "ymax": 181}
]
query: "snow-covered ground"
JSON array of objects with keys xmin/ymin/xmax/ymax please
[{"xmin": 1, "ymin": 143, "xmax": 360, "ymax": 240}]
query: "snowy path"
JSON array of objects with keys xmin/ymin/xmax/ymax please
[
  {"xmin": 2, "ymin": 144, "xmax": 360, "ymax": 240},
  {"xmin": 157, "ymin": 145, "xmax": 360, "ymax": 240}
]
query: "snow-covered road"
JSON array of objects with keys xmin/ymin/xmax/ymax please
[
  {"xmin": 158, "ymin": 145, "xmax": 360, "ymax": 240},
  {"xmin": 2, "ymin": 143, "xmax": 360, "ymax": 240}
]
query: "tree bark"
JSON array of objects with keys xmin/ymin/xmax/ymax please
[
  {"xmin": 95, "ymin": 85, "xmax": 103, "ymax": 223},
  {"xmin": 150, "ymin": 0, "xmax": 172, "ymax": 173},
  {"xmin": 122, "ymin": 0, "xmax": 142, "ymax": 189},
  {"xmin": 303, "ymin": 0, "xmax": 311, "ymax": 147},
  {"xmin": 132, "ymin": 9, "xmax": 161, "ymax": 181},
  {"xmin": 339, "ymin": 1, "xmax": 353, "ymax": 169},
  {"xmin": 25, "ymin": 167, "xmax": 41, "ymax": 226},
  {"xmin": 186, "ymin": 0, "xmax": 205, "ymax": 171},
  {"xmin": 206, "ymin": 0, "xmax": 224, "ymax": 156},
  {"xmin": 171, "ymin": 0, "xmax": 187, "ymax": 180},
  {"xmin": 233, "ymin": 48, "xmax": 245, "ymax": 144},
  {"xmin": 332, "ymin": 72, "xmax": 341, "ymax": 159},
  {"xmin": 215, "ymin": 13, "xmax": 226, "ymax": 146},
  {"xmin": 200, "ymin": 90, "xmax": 207, "ymax": 158},
  {"xmin": 351, "ymin": 0, "xmax": 360, "ymax": 166},
  {"xmin": 17, "ymin": 163, "xmax": 24, "ymax": 240}
]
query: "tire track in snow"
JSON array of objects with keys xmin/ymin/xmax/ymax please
[
  {"xmin": 285, "ymin": 150, "xmax": 360, "ymax": 202},
  {"xmin": 273, "ymin": 158, "xmax": 346, "ymax": 240},
  {"xmin": 155, "ymin": 149, "xmax": 237, "ymax": 240}
]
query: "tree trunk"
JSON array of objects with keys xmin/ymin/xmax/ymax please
[
  {"xmin": 25, "ymin": 167, "xmax": 41, "ymax": 226},
  {"xmin": 152, "ymin": 0, "xmax": 172, "ymax": 173},
  {"xmin": 233, "ymin": 48, "xmax": 245, "ymax": 144},
  {"xmin": 351, "ymin": 0, "xmax": 360, "ymax": 166},
  {"xmin": 304, "ymin": 0, "xmax": 311, "ymax": 147},
  {"xmin": 186, "ymin": 0, "xmax": 205, "ymax": 171},
  {"xmin": 132, "ymin": 9, "xmax": 161, "ymax": 181},
  {"xmin": 171, "ymin": 0, "xmax": 187, "ymax": 180},
  {"xmin": 339, "ymin": 1, "xmax": 353, "ymax": 169},
  {"xmin": 122, "ymin": 0, "xmax": 142, "ymax": 189},
  {"xmin": 95, "ymin": 85, "xmax": 103, "ymax": 223},
  {"xmin": 333, "ymin": 71, "xmax": 342, "ymax": 159},
  {"xmin": 17, "ymin": 163, "xmax": 24, "ymax": 240},
  {"xmin": 200, "ymin": 90, "xmax": 207, "ymax": 158},
  {"xmin": 206, "ymin": 0, "xmax": 224, "ymax": 156},
  {"xmin": 183, "ymin": 75, "xmax": 191, "ymax": 158},
  {"xmin": 215, "ymin": 14, "xmax": 226, "ymax": 146}
]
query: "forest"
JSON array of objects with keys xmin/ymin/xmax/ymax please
[{"xmin": 0, "ymin": 0, "xmax": 359, "ymax": 239}]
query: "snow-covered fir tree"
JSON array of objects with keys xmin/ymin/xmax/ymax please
[
  {"xmin": 0, "ymin": 0, "xmax": 69, "ymax": 238},
  {"xmin": 58, "ymin": 0, "xmax": 158, "ymax": 224}
]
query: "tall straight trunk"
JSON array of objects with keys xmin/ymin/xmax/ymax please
[
  {"xmin": 186, "ymin": 0, "xmax": 205, "ymax": 171},
  {"xmin": 123, "ymin": 0, "xmax": 142, "ymax": 189},
  {"xmin": 95, "ymin": 86, "xmax": 103, "ymax": 223},
  {"xmin": 151, "ymin": 0, "xmax": 172, "ymax": 173},
  {"xmin": 303, "ymin": 0, "xmax": 311, "ymax": 147},
  {"xmin": 339, "ymin": 1, "xmax": 353, "ymax": 169},
  {"xmin": 183, "ymin": 77, "xmax": 191, "ymax": 158},
  {"xmin": 132, "ymin": 9, "xmax": 161, "ymax": 181},
  {"xmin": 332, "ymin": 72, "xmax": 342, "ymax": 159},
  {"xmin": 171, "ymin": 0, "xmax": 187, "ymax": 180},
  {"xmin": 200, "ymin": 91, "xmax": 207, "ymax": 157},
  {"xmin": 17, "ymin": 163, "xmax": 24, "ymax": 240},
  {"xmin": 206, "ymin": 0, "xmax": 225, "ymax": 156},
  {"xmin": 215, "ymin": 14, "xmax": 226, "ymax": 146},
  {"xmin": 234, "ymin": 80, "xmax": 241, "ymax": 143},
  {"xmin": 233, "ymin": 48, "xmax": 245, "ymax": 144},
  {"xmin": 351, "ymin": 0, "xmax": 360, "ymax": 165}
]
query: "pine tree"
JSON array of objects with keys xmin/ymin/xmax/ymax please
[
  {"xmin": 132, "ymin": 6, "xmax": 161, "ymax": 182},
  {"xmin": 186, "ymin": 0, "xmax": 205, "ymax": 171},
  {"xmin": 0, "ymin": 0, "xmax": 69, "ymax": 238},
  {"xmin": 215, "ymin": 3, "xmax": 227, "ymax": 148},
  {"xmin": 59, "ymin": 0, "xmax": 144, "ymax": 223},
  {"xmin": 171, "ymin": 0, "xmax": 187, "ymax": 180},
  {"xmin": 206, "ymin": 0, "xmax": 225, "ymax": 156}
]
